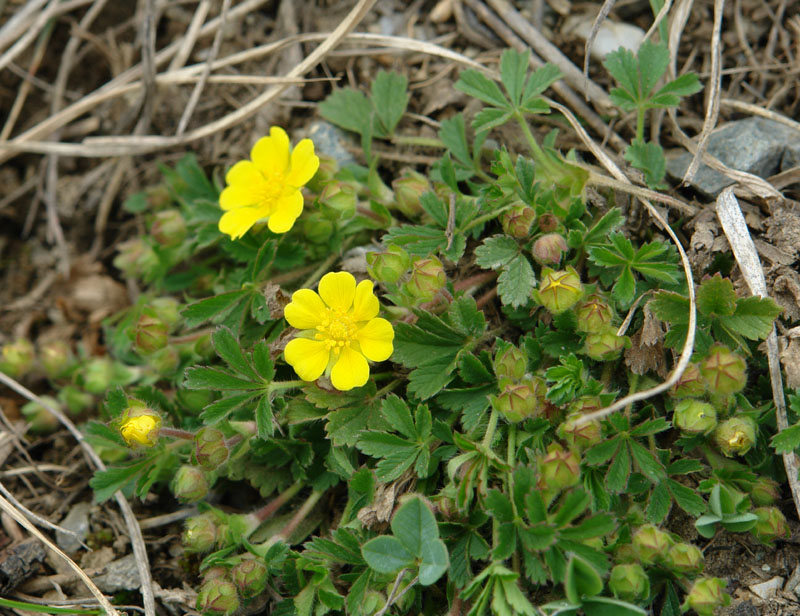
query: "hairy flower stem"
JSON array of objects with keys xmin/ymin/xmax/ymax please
[
  {"xmin": 482, "ymin": 409, "xmax": 499, "ymax": 450},
  {"xmin": 391, "ymin": 134, "xmax": 444, "ymax": 148},
  {"xmin": 275, "ymin": 489, "xmax": 324, "ymax": 544},
  {"xmin": 268, "ymin": 380, "xmax": 305, "ymax": 394},
  {"xmin": 514, "ymin": 112, "xmax": 547, "ymax": 163},
  {"xmin": 159, "ymin": 427, "xmax": 195, "ymax": 440},
  {"xmin": 252, "ymin": 479, "xmax": 304, "ymax": 522},
  {"xmin": 636, "ymin": 109, "xmax": 645, "ymax": 143}
]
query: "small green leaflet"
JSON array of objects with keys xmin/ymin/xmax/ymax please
[{"xmin": 474, "ymin": 235, "xmax": 536, "ymax": 308}]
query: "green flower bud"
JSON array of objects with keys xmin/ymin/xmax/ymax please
[
  {"xmin": 366, "ymin": 246, "xmax": 411, "ymax": 284},
  {"xmin": 320, "ymin": 180, "xmax": 357, "ymax": 217},
  {"xmin": 82, "ymin": 357, "xmax": 115, "ymax": 395},
  {"xmin": 195, "ymin": 428, "xmax": 229, "ymax": 471},
  {"xmin": 0, "ymin": 339, "xmax": 35, "ymax": 378},
  {"xmin": 531, "ymin": 233, "xmax": 568, "ymax": 264},
  {"xmin": 537, "ymin": 445, "xmax": 581, "ymax": 492},
  {"xmin": 150, "ymin": 209, "xmax": 187, "ymax": 247},
  {"xmin": 196, "ymin": 579, "xmax": 240, "ymax": 616},
  {"xmin": 608, "ymin": 563, "xmax": 650, "ymax": 602},
  {"xmin": 194, "ymin": 333, "xmax": 215, "ymax": 360},
  {"xmin": 491, "ymin": 376, "xmax": 547, "ymax": 423},
  {"xmin": 58, "ymin": 386, "xmax": 94, "ymax": 415},
  {"xmin": 750, "ymin": 477, "xmax": 780, "ymax": 506},
  {"xmin": 558, "ymin": 413, "xmax": 602, "ymax": 450},
  {"xmin": 752, "ymin": 506, "xmax": 790, "ymax": 543},
  {"xmin": 392, "ymin": 169, "xmax": 431, "ymax": 218},
  {"xmin": 665, "ymin": 542, "xmax": 703, "ymax": 574},
  {"xmin": 535, "ymin": 267, "xmax": 583, "ymax": 314},
  {"xmin": 537, "ymin": 212, "xmax": 559, "ymax": 233},
  {"xmin": 575, "ymin": 296, "xmax": 614, "ymax": 334},
  {"xmin": 669, "ymin": 362, "xmax": 706, "ymax": 398},
  {"xmin": 673, "ymin": 399, "xmax": 717, "ymax": 435},
  {"xmin": 183, "ymin": 514, "xmax": 218, "ymax": 553},
  {"xmin": 134, "ymin": 311, "xmax": 169, "ymax": 354},
  {"xmin": 301, "ymin": 213, "xmax": 335, "ymax": 244},
  {"xmin": 632, "ymin": 524, "xmax": 671, "ymax": 564},
  {"xmin": 368, "ymin": 169, "xmax": 394, "ymax": 205},
  {"xmin": 713, "ymin": 416, "xmax": 756, "ymax": 457},
  {"xmin": 172, "ymin": 465, "xmax": 209, "ymax": 503},
  {"xmin": 584, "ymin": 326, "xmax": 629, "ymax": 361},
  {"xmin": 493, "ymin": 343, "xmax": 527, "ymax": 381},
  {"xmin": 177, "ymin": 388, "xmax": 214, "ymax": 414},
  {"xmin": 569, "ymin": 396, "xmax": 604, "ymax": 415},
  {"xmin": 21, "ymin": 396, "xmax": 60, "ymax": 434},
  {"xmin": 682, "ymin": 577, "xmax": 730, "ymax": 616},
  {"xmin": 405, "ymin": 256, "xmax": 446, "ymax": 301},
  {"xmin": 150, "ymin": 297, "xmax": 182, "ymax": 330},
  {"xmin": 231, "ymin": 558, "xmax": 268, "ymax": 599},
  {"xmin": 113, "ymin": 238, "xmax": 159, "ymax": 280},
  {"xmin": 501, "ymin": 203, "xmax": 536, "ymax": 238},
  {"xmin": 306, "ymin": 155, "xmax": 339, "ymax": 193},
  {"xmin": 39, "ymin": 340, "xmax": 74, "ymax": 380},
  {"xmin": 700, "ymin": 344, "xmax": 747, "ymax": 395}
]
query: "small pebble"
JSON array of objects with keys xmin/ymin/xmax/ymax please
[
  {"xmin": 56, "ymin": 502, "xmax": 91, "ymax": 554},
  {"xmin": 761, "ymin": 564, "xmax": 771, "ymax": 572},
  {"xmin": 749, "ymin": 576, "xmax": 783, "ymax": 600}
]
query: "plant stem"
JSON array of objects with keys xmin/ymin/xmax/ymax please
[
  {"xmin": 299, "ymin": 236, "xmax": 356, "ymax": 289},
  {"xmin": 159, "ymin": 427, "xmax": 195, "ymax": 440},
  {"xmin": 252, "ymin": 478, "xmax": 304, "ymax": 522},
  {"xmin": 514, "ymin": 111, "xmax": 547, "ymax": 162},
  {"xmin": 376, "ymin": 568, "xmax": 410, "ymax": 616},
  {"xmin": 482, "ymin": 408, "xmax": 499, "ymax": 450},
  {"xmin": 392, "ymin": 134, "xmax": 445, "ymax": 148},
  {"xmin": 636, "ymin": 108, "xmax": 645, "ymax": 143},
  {"xmin": 275, "ymin": 489, "xmax": 324, "ymax": 543},
  {"xmin": 268, "ymin": 380, "xmax": 305, "ymax": 393}
]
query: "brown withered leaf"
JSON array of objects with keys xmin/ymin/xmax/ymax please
[
  {"xmin": 641, "ymin": 303, "xmax": 665, "ymax": 347},
  {"xmin": 262, "ymin": 282, "xmax": 290, "ymax": 320},
  {"xmin": 625, "ymin": 328, "xmax": 667, "ymax": 377}
]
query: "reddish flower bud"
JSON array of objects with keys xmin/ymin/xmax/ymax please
[
  {"xmin": 150, "ymin": 209, "xmax": 187, "ymax": 247},
  {"xmin": 752, "ymin": 506, "xmax": 790, "ymax": 543},
  {"xmin": 134, "ymin": 311, "xmax": 169, "ymax": 354},
  {"xmin": 501, "ymin": 204, "xmax": 536, "ymax": 238},
  {"xmin": 491, "ymin": 376, "xmax": 547, "ymax": 423},
  {"xmin": 392, "ymin": 169, "xmax": 431, "ymax": 218},
  {"xmin": 493, "ymin": 343, "xmax": 527, "ymax": 381},
  {"xmin": 669, "ymin": 362, "xmax": 706, "ymax": 398},
  {"xmin": 537, "ymin": 445, "xmax": 581, "ymax": 492},
  {"xmin": 584, "ymin": 327, "xmax": 629, "ymax": 361},
  {"xmin": 196, "ymin": 579, "xmax": 240, "ymax": 616},
  {"xmin": 405, "ymin": 257, "xmax": 446, "ymax": 301},
  {"xmin": 700, "ymin": 344, "xmax": 747, "ymax": 395},
  {"xmin": 575, "ymin": 296, "xmax": 614, "ymax": 334},
  {"xmin": 531, "ymin": 233, "xmax": 568, "ymax": 264},
  {"xmin": 194, "ymin": 428, "xmax": 229, "ymax": 471},
  {"xmin": 366, "ymin": 246, "xmax": 411, "ymax": 284},
  {"xmin": 231, "ymin": 558, "xmax": 268, "ymax": 599}
]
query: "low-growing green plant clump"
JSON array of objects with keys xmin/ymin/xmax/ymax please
[{"xmin": 8, "ymin": 43, "xmax": 798, "ymax": 616}]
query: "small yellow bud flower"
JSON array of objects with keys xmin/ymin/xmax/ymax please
[{"xmin": 120, "ymin": 412, "xmax": 161, "ymax": 447}]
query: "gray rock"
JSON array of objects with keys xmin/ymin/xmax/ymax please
[
  {"xmin": 307, "ymin": 121, "xmax": 355, "ymax": 167},
  {"xmin": 667, "ymin": 117, "xmax": 800, "ymax": 196},
  {"xmin": 749, "ymin": 575, "xmax": 784, "ymax": 600},
  {"xmin": 56, "ymin": 503, "xmax": 91, "ymax": 554},
  {"xmin": 93, "ymin": 554, "xmax": 141, "ymax": 593}
]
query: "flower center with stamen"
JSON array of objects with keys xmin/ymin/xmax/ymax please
[
  {"xmin": 257, "ymin": 171, "xmax": 286, "ymax": 207},
  {"xmin": 315, "ymin": 309, "xmax": 358, "ymax": 355}
]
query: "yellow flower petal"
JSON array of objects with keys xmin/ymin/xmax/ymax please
[
  {"xmin": 225, "ymin": 160, "xmax": 262, "ymax": 186},
  {"xmin": 352, "ymin": 280, "xmax": 379, "ymax": 321},
  {"xmin": 284, "ymin": 338, "xmax": 330, "ymax": 382},
  {"xmin": 251, "ymin": 127, "xmax": 289, "ymax": 175},
  {"xmin": 318, "ymin": 271, "xmax": 356, "ymax": 312},
  {"xmin": 284, "ymin": 289, "xmax": 325, "ymax": 329},
  {"xmin": 331, "ymin": 346, "xmax": 369, "ymax": 391},
  {"xmin": 286, "ymin": 138, "xmax": 320, "ymax": 187},
  {"xmin": 219, "ymin": 207, "xmax": 264, "ymax": 239},
  {"xmin": 219, "ymin": 183, "xmax": 262, "ymax": 211},
  {"xmin": 267, "ymin": 189, "xmax": 303, "ymax": 233},
  {"xmin": 356, "ymin": 318, "xmax": 394, "ymax": 361},
  {"xmin": 120, "ymin": 414, "xmax": 160, "ymax": 447}
]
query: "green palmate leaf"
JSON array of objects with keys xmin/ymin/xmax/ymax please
[
  {"xmin": 668, "ymin": 479, "xmax": 705, "ymax": 516},
  {"xmin": 646, "ymin": 481, "xmax": 672, "ymax": 523},
  {"xmin": 500, "ymin": 47, "xmax": 529, "ymax": 107},
  {"xmin": 637, "ymin": 40, "xmax": 670, "ymax": 96},
  {"xmin": 606, "ymin": 443, "xmax": 631, "ymax": 492},
  {"xmin": 475, "ymin": 235, "xmax": 520, "ymax": 268},
  {"xmin": 629, "ymin": 441, "xmax": 666, "ymax": 482},
  {"xmin": 439, "ymin": 114, "xmax": 472, "ymax": 167},
  {"xmin": 473, "ymin": 108, "xmax": 513, "ymax": 133},
  {"xmin": 650, "ymin": 72, "xmax": 703, "ymax": 107},
  {"xmin": 439, "ymin": 152, "xmax": 459, "ymax": 193},
  {"xmin": 719, "ymin": 295, "xmax": 781, "ymax": 340},
  {"xmin": 771, "ymin": 423, "xmax": 800, "ymax": 454},
  {"xmin": 212, "ymin": 326, "xmax": 258, "ymax": 380},
  {"xmin": 455, "ymin": 69, "xmax": 510, "ymax": 109},
  {"xmin": 419, "ymin": 539, "xmax": 450, "ymax": 585},
  {"xmin": 391, "ymin": 497, "xmax": 440, "ymax": 557},
  {"xmin": 498, "ymin": 255, "xmax": 536, "ymax": 308},
  {"xmin": 361, "ymin": 536, "xmax": 415, "ymax": 574},
  {"xmin": 649, "ymin": 291, "xmax": 690, "ymax": 323},
  {"xmin": 184, "ymin": 367, "xmax": 260, "ymax": 391},
  {"xmin": 381, "ymin": 395, "xmax": 417, "ymax": 439},
  {"xmin": 182, "ymin": 290, "xmax": 250, "ymax": 328},
  {"xmin": 604, "ymin": 48, "xmax": 639, "ymax": 108},
  {"xmin": 90, "ymin": 457, "xmax": 152, "ymax": 503},
  {"xmin": 200, "ymin": 392, "xmax": 255, "ymax": 423},
  {"xmin": 521, "ymin": 63, "xmax": 561, "ymax": 109},
  {"xmin": 625, "ymin": 140, "xmax": 667, "ymax": 189},
  {"xmin": 318, "ymin": 88, "xmax": 373, "ymax": 136},
  {"xmin": 254, "ymin": 396, "xmax": 273, "ymax": 439},
  {"xmin": 371, "ymin": 71, "xmax": 408, "ymax": 135},
  {"xmin": 696, "ymin": 275, "xmax": 737, "ymax": 317},
  {"xmin": 564, "ymin": 554, "xmax": 603, "ymax": 604}
]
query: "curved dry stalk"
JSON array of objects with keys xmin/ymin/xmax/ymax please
[{"xmin": 582, "ymin": 0, "xmax": 616, "ymax": 84}]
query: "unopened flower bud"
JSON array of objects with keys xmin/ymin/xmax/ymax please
[
  {"xmin": 39, "ymin": 340, "xmax": 74, "ymax": 380},
  {"xmin": 535, "ymin": 267, "xmax": 583, "ymax": 314},
  {"xmin": 58, "ymin": 386, "xmax": 94, "ymax": 415},
  {"xmin": 82, "ymin": 357, "xmax": 114, "ymax": 395},
  {"xmin": 608, "ymin": 563, "xmax": 650, "ymax": 602},
  {"xmin": 150, "ymin": 209, "xmax": 187, "ymax": 247},
  {"xmin": 113, "ymin": 238, "xmax": 159, "ymax": 280},
  {"xmin": 569, "ymin": 396, "xmax": 604, "ymax": 415},
  {"xmin": 0, "ymin": 339, "xmax": 35, "ymax": 378},
  {"xmin": 750, "ymin": 477, "xmax": 781, "ymax": 506},
  {"xmin": 700, "ymin": 345, "xmax": 747, "ymax": 395},
  {"xmin": 669, "ymin": 362, "xmax": 705, "ymax": 398},
  {"xmin": 491, "ymin": 376, "xmax": 547, "ymax": 423},
  {"xmin": 307, "ymin": 155, "xmax": 339, "ymax": 193},
  {"xmin": 392, "ymin": 169, "xmax": 430, "ymax": 218},
  {"xmin": 584, "ymin": 326, "xmax": 629, "ymax": 361},
  {"xmin": 665, "ymin": 542, "xmax": 703, "ymax": 574},
  {"xmin": 366, "ymin": 246, "xmax": 411, "ymax": 284},
  {"xmin": 172, "ymin": 465, "xmax": 209, "ymax": 503},
  {"xmin": 714, "ymin": 416, "xmax": 756, "ymax": 457},
  {"xmin": 301, "ymin": 213, "xmax": 335, "ymax": 244},
  {"xmin": 194, "ymin": 334, "xmax": 214, "ymax": 360},
  {"xmin": 558, "ymin": 413, "xmax": 602, "ymax": 450},
  {"xmin": 532, "ymin": 233, "xmax": 568, "ymax": 264},
  {"xmin": 195, "ymin": 428, "xmax": 229, "ymax": 471},
  {"xmin": 202, "ymin": 566, "xmax": 229, "ymax": 582},
  {"xmin": 575, "ymin": 296, "xmax": 614, "ymax": 334},
  {"xmin": 538, "ymin": 213, "xmax": 559, "ymax": 233},
  {"xmin": 119, "ymin": 401, "xmax": 161, "ymax": 448},
  {"xmin": 135, "ymin": 311, "xmax": 169, "ymax": 354},
  {"xmin": 320, "ymin": 180, "xmax": 357, "ymax": 217},
  {"xmin": 21, "ymin": 396, "xmax": 60, "ymax": 434},
  {"xmin": 752, "ymin": 506, "xmax": 790, "ymax": 543},
  {"xmin": 682, "ymin": 577, "xmax": 730, "ymax": 616},
  {"xmin": 632, "ymin": 524, "xmax": 671, "ymax": 564},
  {"xmin": 177, "ymin": 389, "xmax": 214, "ymax": 414},
  {"xmin": 150, "ymin": 297, "xmax": 182, "ymax": 330},
  {"xmin": 183, "ymin": 514, "xmax": 218, "ymax": 553},
  {"xmin": 493, "ymin": 343, "xmax": 527, "ymax": 381},
  {"xmin": 231, "ymin": 558, "xmax": 268, "ymax": 599},
  {"xmin": 673, "ymin": 399, "xmax": 717, "ymax": 435},
  {"xmin": 501, "ymin": 204, "xmax": 536, "ymax": 238},
  {"xmin": 537, "ymin": 445, "xmax": 581, "ymax": 492},
  {"xmin": 405, "ymin": 256, "xmax": 446, "ymax": 301},
  {"xmin": 196, "ymin": 579, "xmax": 240, "ymax": 616},
  {"xmin": 148, "ymin": 347, "xmax": 180, "ymax": 375}
]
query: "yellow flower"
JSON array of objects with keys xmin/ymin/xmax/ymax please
[
  {"xmin": 283, "ymin": 272, "xmax": 394, "ymax": 391},
  {"xmin": 120, "ymin": 412, "xmax": 161, "ymax": 447},
  {"xmin": 218, "ymin": 127, "xmax": 319, "ymax": 239}
]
